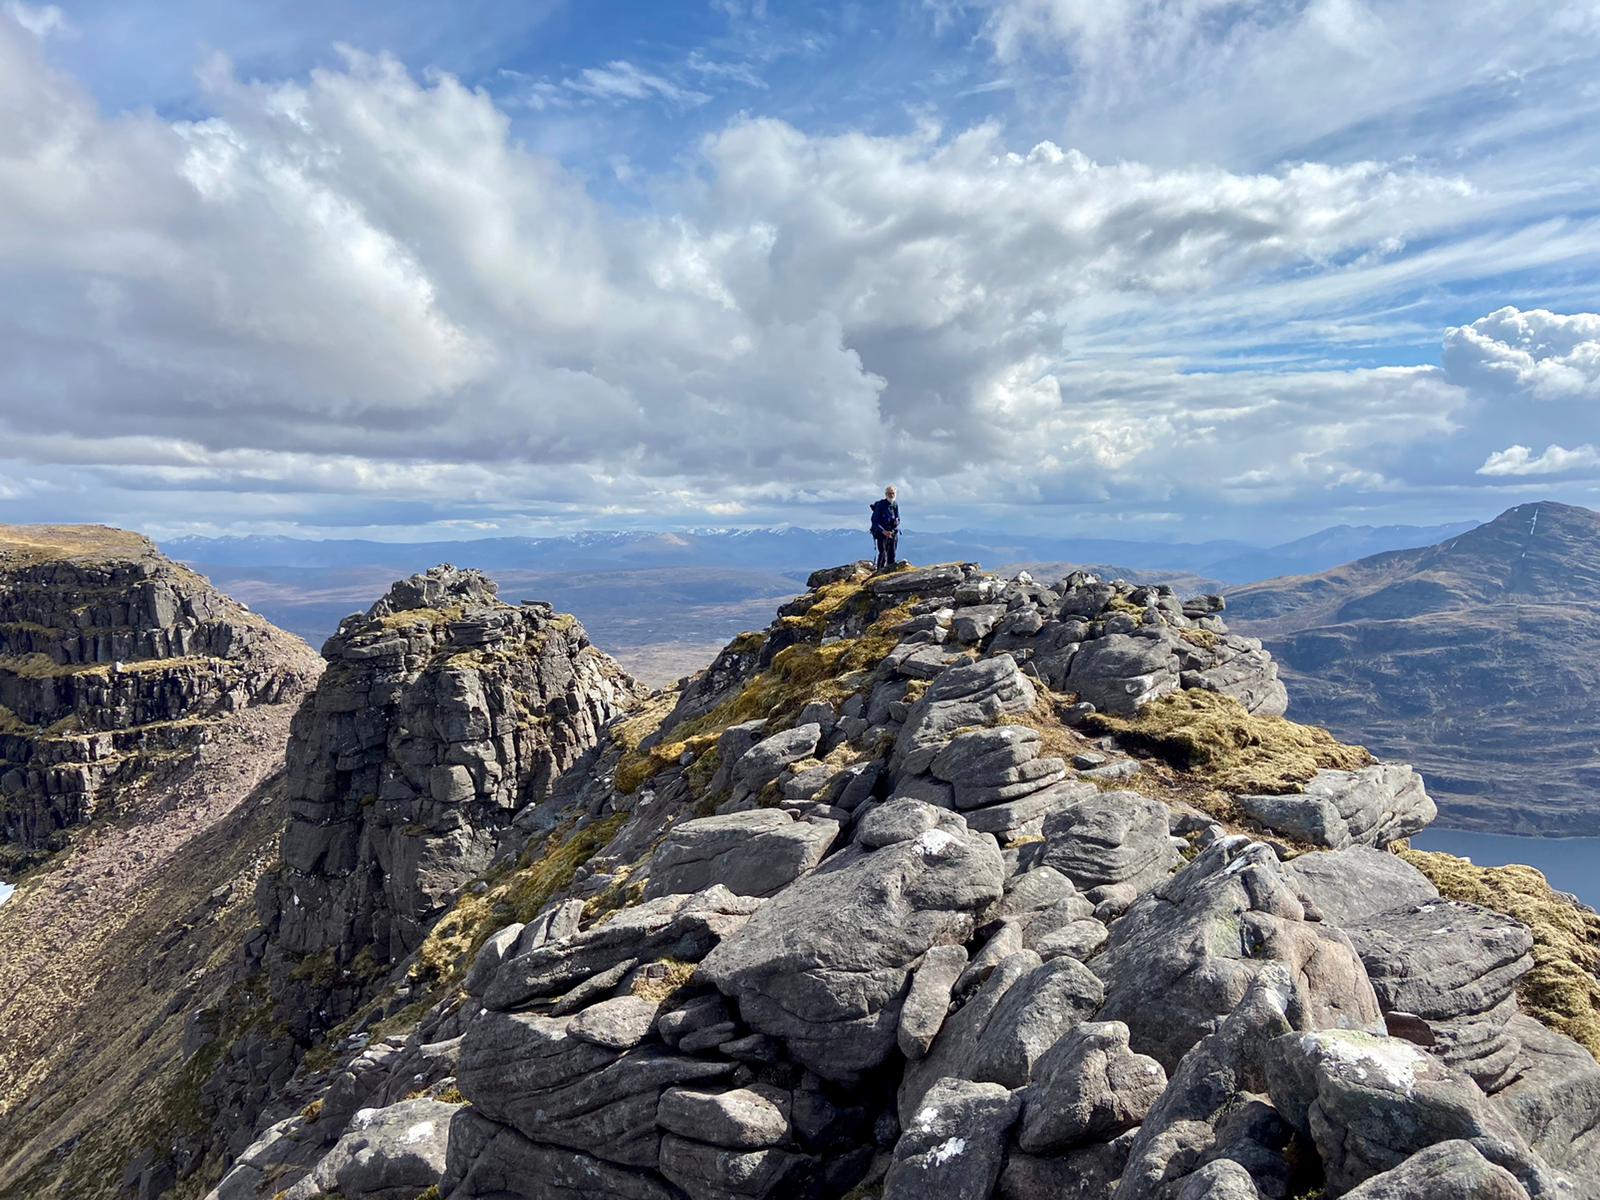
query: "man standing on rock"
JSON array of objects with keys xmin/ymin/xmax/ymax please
[{"xmin": 871, "ymin": 485, "xmax": 900, "ymax": 571}]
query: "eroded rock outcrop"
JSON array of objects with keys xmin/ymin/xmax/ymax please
[{"xmin": 262, "ymin": 565, "xmax": 643, "ymax": 980}]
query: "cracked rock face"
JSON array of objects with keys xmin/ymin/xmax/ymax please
[
  {"xmin": 1237, "ymin": 763, "xmax": 1436, "ymax": 850},
  {"xmin": 698, "ymin": 807, "xmax": 1006, "ymax": 1081},
  {"xmin": 263, "ymin": 565, "xmax": 644, "ymax": 981},
  {"xmin": 0, "ymin": 525, "xmax": 320, "ymax": 868},
  {"xmin": 1092, "ymin": 837, "xmax": 1383, "ymax": 1072},
  {"xmin": 1264, "ymin": 1029, "xmax": 1563, "ymax": 1197},
  {"xmin": 1346, "ymin": 899, "xmax": 1535, "ymax": 1090}
]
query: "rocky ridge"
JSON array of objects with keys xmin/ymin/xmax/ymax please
[
  {"xmin": 179, "ymin": 566, "xmax": 645, "ymax": 1185},
  {"xmin": 0, "ymin": 524, "xmax": 319, "ymax": 871},
  {"xmin": 175, "ymin": 560, "xmax": 1598, "ymax": 1200},
  {"xmin": 0, "ymin": 528, "xmax": 322, "ymax": 1200}
]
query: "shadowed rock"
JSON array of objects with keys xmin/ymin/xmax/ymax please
[{"xmin": 698, "ymin": 809, "xmax": 1004, "ymax": 1081}]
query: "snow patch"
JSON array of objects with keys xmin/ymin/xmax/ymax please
[
  {"xmin": 916, "ymin": 829, "xmax": 958, "ymax": 859},
  {"xmin": 928, "ymin": 1136, "xmax": 967, "ymax": 1165},
  {"xmin": 0, "ymin": 880, "xmax": 13, "ymax": 907}
]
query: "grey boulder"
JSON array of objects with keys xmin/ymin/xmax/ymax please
[
  {"xmin": 891, "ymin": 657, "xmax": 1038, "ymax": 773},
  {"xmin": 1264, "ymin": 1029, "xmax": 1564, "ymax": 1197},
  {"xmin": 644, "ymin": 810, "xmax": 838, "ymax": 900},
  {"xmin": 698, "ymin": 810, "xmax": 1004, "ymax": 1081},
  {"xmin": 898, "ymin": 944, "xmax": 969, "ymax": 1060},
  {"xmin": 1041, "ymin": 790, "xmax": 1178, "ymax": 895},
  {"xmin": 1284, "ymin": 847, "xmax": 1439, "ymax": 926},
  {"xmin": 900, "ymin": 951, "xmax": 1103, "ymax": 1119},
  {"xmin": 282, "ymin": 1098, "xmax": 459, "ymax": 1200},
  {"xmin": 1342, "ymin": 1141, "xmax": 1532, "ymax": 1199},
  {"xmin": 1018, "ymin": 1020, "xmax": 1167, "ymax": 1154},
  {"xmin": 1114, "ymin": 968, "xmax": 1296, "ymax": 1200},
  {"xmin": 656, "ymin": 1084, "xmax": 792, "ymax": 1150},
  {"xmin": 1065, "ymin": 632, "xmax": 1178, "ymax": 715},
  {"xmin": 884, "ymin": 1077, "xmax": 1021, "ymax": 1200},
  {"xmin": 1237, "ymin": 763, "xmax": 1436, "ymax": 850},
  {"xmin": 1094, "ymin": 837, "xmax": 1382, "ymax": 1071},
  {"xmin": 1345, "ymin": 900, "xmax": 1534, "ymax": 1090}
]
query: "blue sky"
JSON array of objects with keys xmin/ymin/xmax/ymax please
[{"xmin": 2, "ymin": 0, "xmax": 1600, "ymax": 543}]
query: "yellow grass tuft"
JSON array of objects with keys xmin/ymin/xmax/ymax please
[
  {"xmin": 414, "ymin": 812, "xmax": 630, "ymax": 983},
  {"xmin": 1399, "ymin": 848, "xmax": 1600, "ymax": 1060},
  {"xmin": 630, "ymin": 958, "xmax": 697, "ymax": 1004},
  {"xmin": 1084, "ymin": 690, "xmax": 1372, "ymax": 795},
  {"xmin": 613, "ymin": 599, "xmax": 916, "ymax": 796}
]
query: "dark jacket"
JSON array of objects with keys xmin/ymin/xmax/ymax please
[{"xmin": 870, "ymin": 499, "xmax": 900, "ymax": 536}]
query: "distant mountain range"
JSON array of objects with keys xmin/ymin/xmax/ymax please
[
  {"xmin": 1228, "ymin": 501, "xmax": 1600, "ymax": 836},
  {"xmin": 167, "ymin": 521, "xmax": 1474, "ymax": 580},
  {"xmin": 171, "ymin": 514, "xmax": 1594, "ymax": 831},
  {"xmin": 166, "ymin": 521, "xmax": 1476, "ymax": 685}
]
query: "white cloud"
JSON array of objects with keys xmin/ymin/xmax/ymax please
[
  {"xmin": 3, "ymin": 2, "xmax": 67, "ymax": 39},
  {"xmin": 970, "ymin": 0, "xmax": 1600, "ymax": 174},
  {"xmin": 1443, "ymin": 307, "xmax": 1600, "ymax": 401},
  {"xmin": 0, "ymin": 13, "xmax": 1596, "ymax": 536},
  {"xmin": 1479, "ymin": 444, "xmax": 1600, "ymax": 477},
  {"xmin": 563, "ymin": 59, "xmax": 710, "ymax": 107}
]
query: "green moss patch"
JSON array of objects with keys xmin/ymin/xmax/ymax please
[{"xmin": 415, "ymin": 811, "xmax": 630, "ymax": 983}]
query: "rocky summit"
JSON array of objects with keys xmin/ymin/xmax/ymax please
[{"xmin": 2, "ymin": 550, "xmax": 1598, "ymax": 1200}]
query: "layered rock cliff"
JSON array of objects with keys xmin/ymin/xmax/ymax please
[
  {"xmin": 0, "ymin": 527, "xmax": 321, "ymax": 1200},
  {"xmin": 186, "ymin": 561, "xmax": 1599, "ymax": 1200},
  {"xmin": 0, "ymin": 524, "xmax": 319, "ymax": 870},
  {"xmin": 262, "ymin": 565, "xmax": 644, "ymax": 982}
]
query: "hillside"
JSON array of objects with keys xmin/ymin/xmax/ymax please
[
  {"xmin": 1228, "ymin": 502, "xmax": 1600, "ymax": 834},
  {"xmin": 0, "ymin": 526, "xmax": 323, "ymax": 1197},
  {"xmin": 3, "ymin": 540, "xmax": 1597, "ymax": 1200}
]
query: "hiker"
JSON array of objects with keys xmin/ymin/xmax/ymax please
[{"xmin": 870, "ymin": 485, "xmax": 900, "ymax": 571}]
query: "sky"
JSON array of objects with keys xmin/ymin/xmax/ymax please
[{"xmin": 2, "ymin": 0, "xmax": 1600, "ymax": 544}]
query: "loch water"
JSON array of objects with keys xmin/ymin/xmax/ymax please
[{"xmin": 1410, "ymin": 829, "xmax": 1600, "ymax": 909}]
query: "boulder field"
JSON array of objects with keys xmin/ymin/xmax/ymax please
[{"xmin": 6, "ymin": 550, "xmax": 1599, "ymax": 1200}]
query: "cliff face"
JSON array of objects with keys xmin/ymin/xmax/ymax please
[
  {"xmin": 0, "ymin": 525, "xmax": 319, "ymax": 869},
  {"xmin": 262, "ymin": 565, "xmax": 645, "ymax": 983},
  {"xmin": 0, "ymin": 527, "xmax": 322, "ymax": 1200},
  {"xmin": 187, "ymin": 560, "xmax": 1598, "ymax": 1200},
  {"xmin": 172, "ymin": 566, "xmax": 648, "ymax": 1179}
]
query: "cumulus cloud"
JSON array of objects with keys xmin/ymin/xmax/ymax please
[
  {"xmin": 1442, "ymin": 307, "xmax": 1600, "ymax": 482},
  {"xmin": 1479, "ymin": 444, "xmax": 1600, "ymax": 477},
  {"xmin": 1443, "ymin": 307, "xmax": 1600, "ymax": 401},
  {"xmin": 0, "ymin": 9, "xmax": 1596, "ymax": 536}
]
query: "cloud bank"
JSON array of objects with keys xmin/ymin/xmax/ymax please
[{"xmin": 1, "ymin": 5, "xmax": 1599, "ymax": 538}]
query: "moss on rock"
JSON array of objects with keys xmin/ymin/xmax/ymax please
[
  {"xmin": 1084, "ymin": 690, "xmax": 1372, "ymax": 794},
  {"xmin": 1399, "ymin": 848, "xmax": 1600, "ymax": 1060}
]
